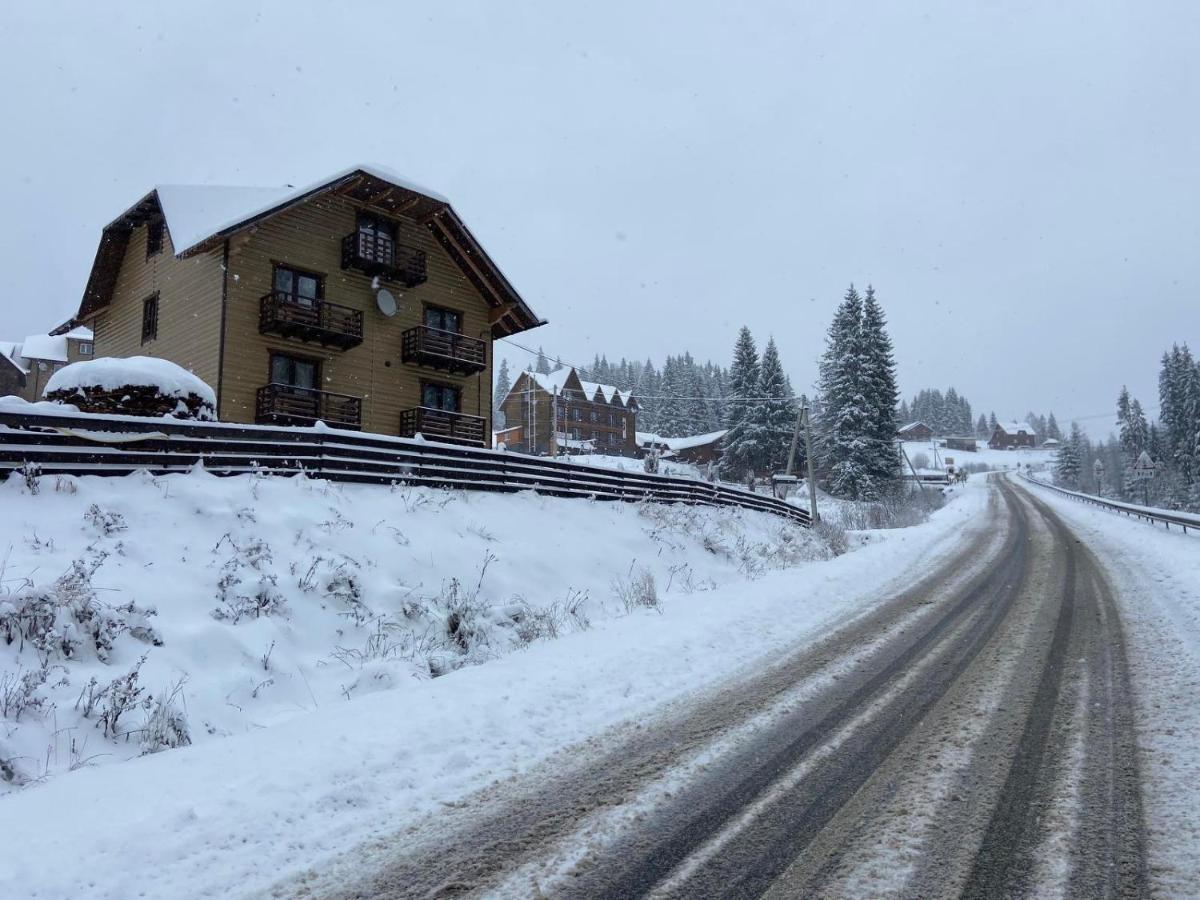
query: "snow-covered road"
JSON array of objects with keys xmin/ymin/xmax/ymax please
[{"xmin": 0, "ymin": 482, "xmax": 988, "ymax": 899}]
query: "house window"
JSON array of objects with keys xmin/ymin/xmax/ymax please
[
  {"xmin": 273, "ymin": 265, "xmax": 323, "ymax": 308},
  {"xmin": 141, "ymin": 294, "xmax": 159, "ymax": 343},
  {"xmin": 269, "ymin": 353, "xmax": 319, "ymax": 390},
  {"xmin": 572, "ymin": 408, "xmax": 582, "ymax": 422},
  {"xmin": 78, "ymin": 342, "xmax": 93, "ymax": 356},
  {"xmin": 357, "ymin": 212, "xmax": 397, "ymax": 265},
  {"xmin": 146, "ymin": 219, "xmax": 164, "ymax": 258},
  {"xmin": 571, "ymin": 428, "xmax": 581, "ymax": 441},
  {"xmin": 589, "ymin": 410, "xmax": 597, "ymax": 423},
  {"xmin": 421, "ymin": 381, "xmax": 461, "ymax": 412},
  {"xmin": 424, "ymin": 305, "xmax": 462, "ymax": 334}
]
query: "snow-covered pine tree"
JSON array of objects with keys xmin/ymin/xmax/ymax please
[
  {"xmin": 492, "ymin": 359, "xmax": 512, "ymax": 429},
  {"xmin": 898, "ymin": 399, "xmax": 911, "ymax": 425},
  {"xmin": 1045, "ymin": 412, "xmax": 1061, "ymax": 441},
  {"xmin": 535, "ymin": 347, "xmax": 551, "ymax": 375},
  {"xmin": 720, "ymin": 327, "xmax": 762, "ymax": 481},
  {"xmin": 817, "ymin": 285, "xmax": 879, "ymax": 500},
  {"xmin": 976, "ymin": 413, "xmax": 990, "ymax": 438},
  {"xmin": 988, "ymin": 411, "xmax": 998, "ymax": 433},
  {"xmin": 754, "ymin": 337, "xmax": 797, "ymax": 473},
  {"xmin": 1055, "ymin": 422, "xmax": 1084, "ymax": 488},
  {"xmin": 860, "ymin": 286, "xmax": 900, "ymax": 486}
]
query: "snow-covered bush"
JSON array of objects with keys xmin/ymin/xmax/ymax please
[
  {"xmin": 140, "ymin": 679, "xmax": 191, "ymax": 755},
  {"xmin": 44, "ymin": 356, "xmax": 216, "ymax": 421},
  {"xmin": 612, "ymin": 565, "xmax": 659, "ymax": 612}
]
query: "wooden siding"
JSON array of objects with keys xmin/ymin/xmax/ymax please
[
  {"xmin": 88, "ymin": 223, "xmax": 224, "ymax": 390},
  {"xmin": 219, "ymin": 194, "xmax": 493, "ymax": 438}
]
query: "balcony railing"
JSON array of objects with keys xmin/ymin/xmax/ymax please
[
  {"xmin": 259, "ymin": 292, "xmax": 364, "ymax": 350},
  {"xmin": 399, "ymin": 406, "xmax": 486, "ymax": 446},
  {"xmin": 255, "ymin": 384, "xmax": 362, "ymax": 430},
  {"xmin": 401, "ymin": 325, "xmax": 487, "ymax": 375},
  {"xmin": 341, "ymin": 231, "xmax": 427, "ymax": 287}
]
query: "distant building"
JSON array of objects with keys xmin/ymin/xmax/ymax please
[
  {"xmin": 989, "ymin": 421, "xmax": 1037, "ymax": 450},
  {"xmin": 0, "ymin": 326, "xmax": 94, "ymax": 401},
  {"xmin": 638, "ymin": 429, "xmax": 727, "ymax": 466},
  {"xmin": 1041, "ymin": 437, "xmax": 1061, "ymax": 450},
  {"xmin": 897, "ymin": 421, "xmax": 933, "ymax": 441},
  {"xmin": 499, "ymin": 367, "xmax": 638, "ymax": 456},
  {"xmin": 944, "ymin": 436, "xmax": 978, "ymax": 453}
]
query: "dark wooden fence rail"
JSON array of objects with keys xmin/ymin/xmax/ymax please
[
  {"xmin": 0, "ymin": 410, "xmax": 811, "ymax": 526},
  {"xmin": 1020, "ymin": 472, "xmax": 1199, "ymax": 534}
]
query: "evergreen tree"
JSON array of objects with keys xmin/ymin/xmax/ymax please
[
  {"xmin": 493, "ymin": 359, "xmax": 512, "ymax": 429},
  {"xmin": 988, "ymin": 411, "xmax": 998, "ymax": 433},
  {"xmin": 720, "ymin": 327, "xmax": 762, "ymax": 480},
  {"xmin": 534, "ymin": 347, "xmax": 551, "ymax": 375},
  {"xmin": 817, "ymin": 286, "xmax": 878, "ymax": 499},
  {"xmin": 976, "ymin": 413, "xmax": 990, "ymax": 438},
  {"xmin": 755, "ymin": 337, "xmax": 797, "ymax": 473},
  {"xmin": 859, "ymin": 286, "xmax": 900, "ymax": 485},
  {"xmin": 1055, "ymin": 422, "xmax": 1084, "ymax": 488},
  {"xmin": 1045, "ymin": 412, "xmax": 1062, "ymax": 441}
]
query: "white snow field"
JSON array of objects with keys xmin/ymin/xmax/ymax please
[
  {"xmin": 1022, "ymin": 478, "xmax": 1200, "ymax": 895},
  {"xmin": 901, "ymin": 439, "xmax": 1056, "ymax": 472},
  {"xmin": 0, "ymin": 469, "xmax": 986, "ymax": 899}
]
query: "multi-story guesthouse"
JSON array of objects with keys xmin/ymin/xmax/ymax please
[
  {"xmin": 498, "ymin": 367, "xmax": 638, "ymax": 456},
  {"xmin": 68, "ymin": 165, "xmax": 544, "ymax": 445},
  {"xmin": 988, "ymin": 421, "xmax": 1037, "ymax": 450},
  {"xmin": 0, "ymin": 324, "xmax": 95, "ymax": 401}
]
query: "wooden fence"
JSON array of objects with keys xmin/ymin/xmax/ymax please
[{"xmin": 0, "ymin": 410, "xmax": 811, "ymax": 526}]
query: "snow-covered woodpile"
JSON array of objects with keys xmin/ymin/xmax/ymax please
[{"xmin": 43, "ymin": 356, "xmax": 216, "ymax": 421}]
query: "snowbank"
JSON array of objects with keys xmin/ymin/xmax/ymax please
[
  {"xmin": 43, "ymin": 356, "xmax": 216, "ymax": 406},
  {"xmin": 0, "ymin": 472, "xmax": 986, "ymax": 899}
]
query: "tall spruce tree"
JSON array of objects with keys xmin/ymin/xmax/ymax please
[
  {"xmin": 860, "ymin": 286, "xmax": 900, "ymax": 485},
  {"xmin": 1055, "ymin": 422, "xmax": 1084, "ymax": 488},
  {"xmin": 755, "ymin": 337, "xmax": 797, "ymax": 473},
  {"xmin": 493, "ymin": 359, "xmax": 512, "ymax": 428},
  {"xmin": 720, "ymin": 327, "xmax": 762, "ymax": 480},
  {"xmin": 534, "ymin": 347, "xmax": 551, "ymax": 375},
  {"xmin": 817, "ymin": 285, "xmax": 879, "ymax": 499},
  {"xmin": 976, "ymin": 413, "xmax": 990, "ymax": 438}
]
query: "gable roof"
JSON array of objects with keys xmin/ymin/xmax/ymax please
[
  {"xmin": 0, "ymin": 342, "xmax": 28, "ymax": 377},
  {"xmin": 522, "ymin": 367, "xmax": 632, "ymax": 406},
  {"xmin": 898, "ymin": 421, "xmax": 930, "ymax": 432},
  {"xmin": 76, "ymin": 165, "xmax": 544, "ymax": 339},
  {"xmin": 995, "ymin": 421, "xmax": 1034, "ymax": 434}
]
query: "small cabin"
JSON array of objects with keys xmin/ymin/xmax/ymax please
[
  {"xmin": 944, "ymin": 436, "xmax": 978, "ymax": 453},
  {"xmin": 989, "ymin": 422, "xmax": 1037, "ymax": 450},
  {"xmin": 897, "ymin": 421, "xmax": 933, "ymax": 441}
]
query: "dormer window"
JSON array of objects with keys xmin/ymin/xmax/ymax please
[
  {"xmin": 355, "ymin": 212, "xmax": 397, "ymax": 267},
  {"xmin": 146, "ymin": 219, "xmax": 164, "ymax": 258}
]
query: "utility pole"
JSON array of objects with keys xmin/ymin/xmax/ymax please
[{"xmin": 798, "ymin": 405, "xmax": 820, "ymax": 524}]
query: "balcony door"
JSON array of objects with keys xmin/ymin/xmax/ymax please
[
  {"xmin": 274, "ymin": 266, "xmax": 322, "ymax": 310},
  {"xmin": 424, "ymin": 305, "xmax": 462, "ymax": 334},
  {"xmin": 271, "ymin": 353, "xmax": 319, "ymax": 391},
  {"xmin": 422, "ymin": 381, "xmax": 461, "ymax": 413}
]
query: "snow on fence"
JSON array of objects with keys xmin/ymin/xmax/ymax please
[
  {"xmin": 1021, "ymin": 473, "xmax": 1200, "ymax": 534},
  {"xmin": 0, "ymin": 409, "xmax": 810, "ymax": 526}
]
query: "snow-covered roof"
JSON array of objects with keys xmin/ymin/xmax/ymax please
[
  {"xmin": 155, "ymin": 163, "xmax": 449, "ymax": 257},
  {"xmin": 44, "ymin": 356, "xmax": 216, "ymax": 405},
  {"xmin": 997, "ymin": 421, "xmax": 1034, "ymax": 434},
  {"xmin": 898, "ymin": 421, "xmax": 930, "ymax": 432},
  {"xmin": 663, "ymin": 429, "xmax": 727, "ymax": 451},
  {"xmin": 0, "ymin": 341, "xmax": 28, "ymax": 375},
  {"xmin": 526, "ymin": 368, "xmax": 629, "ymax": 405},
  {"xmin": 19, "ymin": 334, "xmax": 69, "ymax": 363},
  {"xmin": 61, "ymin": 326, "xmax": 93, "ymax": 341}
]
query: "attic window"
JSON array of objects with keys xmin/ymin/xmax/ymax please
[
  {"xmin": 146, "ymin": 219, "xmax": 164, "ymax": 258},
  {"xmin": 356, "ymin": 212, "xmax": 397, "ymax": 266}
]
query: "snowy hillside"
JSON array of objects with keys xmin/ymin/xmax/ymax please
[{"xmin": 0, "ymin": 467, "xmax": 826, "ymax": 789}]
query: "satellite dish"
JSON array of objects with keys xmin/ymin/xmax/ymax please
[{"xmin": 376, "ymin": 288, "xmax": 399, "ymax": 317}]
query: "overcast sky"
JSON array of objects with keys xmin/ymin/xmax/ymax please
[{"xmin": 3, "ymin": 1, "xmax": 1198, "ymax": 432}]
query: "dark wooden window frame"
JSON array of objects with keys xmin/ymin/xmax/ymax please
[
  {"xmin": 141, "ymin": 293, "xmax": 159, "ymax": 344},
  {"xmin": 271, "ymin": 262, "xmax": 326, "ymax": 304},
  {"xmin": 422, "ymin": 302, "xmax": 466, "ymax": 335},
  {"xmin": 267, "ymin": 350, "xmax": 322, "ymax": 389},
  {"xmin": 146, "ymin": 219, "xmax": 164, "ymax": 258},
  {"xmin": 420, "ymin": 379, "xmax": 462, "ymax": 413},
  {"xmin": 357, "ymin": 211, "xmax": 398, "ymax": 254}
]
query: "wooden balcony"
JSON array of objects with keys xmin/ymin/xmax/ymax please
[
  {"xmin": 255, "ymin": 384, "xmax": 362, "ymax": 430},
  {"xmin": 399, "ymin": 407, "xmax": 486, "ymax": 446},
  {"xmin": 259, "ymin": 292, "xmax": 364, "ymax": 350},
  {"xmin": 401, "ymin": 325, "xmax": 487, "ymax": 375},
  {"xmin": 341, "ymin": 231, "xmax": 427, "ymax": 287}
]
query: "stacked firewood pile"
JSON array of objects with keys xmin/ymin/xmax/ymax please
[{"xmin": 46, "ymin": 384, "xmax": 216, "ymax": 421}]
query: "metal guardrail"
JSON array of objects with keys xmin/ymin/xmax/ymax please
[
  {"xmin": 0, "ymin": 409, "xmax": 810, "ymax": 527},
  {"xmin": 1019, "ymin": 473, "xmax": 1200, "ymax": 534}
]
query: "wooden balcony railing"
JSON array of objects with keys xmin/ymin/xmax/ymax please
[
  {"xmin": 401, "ymin": 325, "xmax": 487, "ymax": 375},
  {"xmin": 399, "ymin": 406, "xmax": 486, "ymax": 446},
  {"xmin": 341, "ymin": 231, "xmax": 427, "ymax": 287},
  {"xmin": 259, "ymin": 292, "xmax": 364, "ymax": 350},
  {"xmin": 255, "ymin": 384, "xmax": 362, "ymax": 430}
]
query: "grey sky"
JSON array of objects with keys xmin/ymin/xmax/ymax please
[{"xmin": 2, "ymin": 1, "xmax": 1197, "ymax": 432}]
